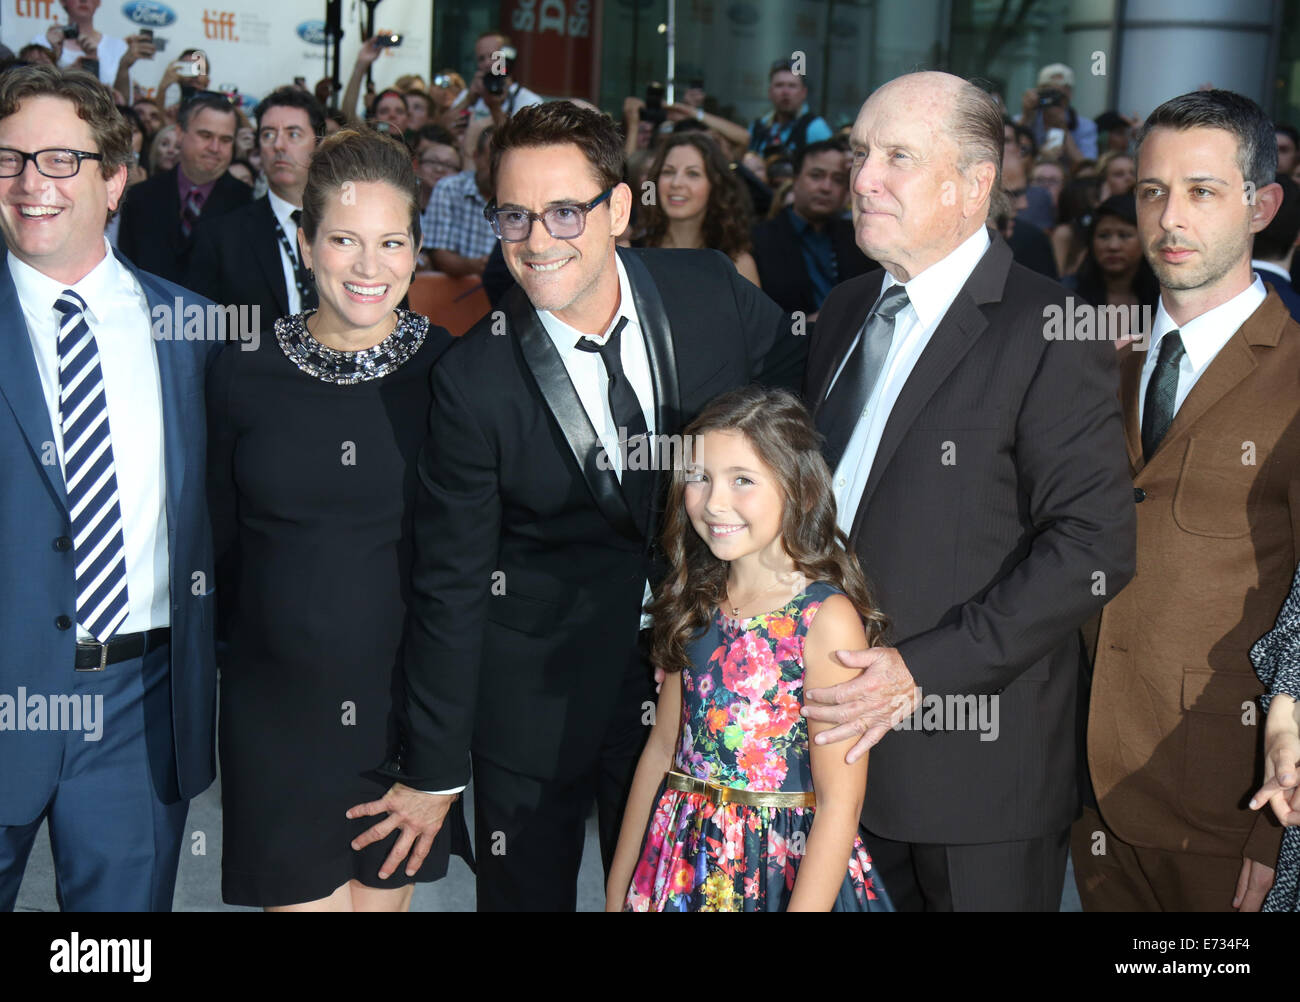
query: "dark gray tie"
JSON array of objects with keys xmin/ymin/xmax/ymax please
[
  {"xmin": 1141, "ymin": 330, "xmax": 1185, "ymax": 461},
  {"xmin": 816, "ymin": 283, "xmax": 911, "ymax": 470}
]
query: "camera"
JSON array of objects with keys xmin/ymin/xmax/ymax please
[
  {"xmin": 1037, "ymin": 87, "xmax": 1066, "ymax": 109},
  {"xmin": 375, "ymin": 32, "xmax": 402, "ymax": 48},
  {"xmin": 61, "ymin": 24, "xmax": 79, "ymax": 40},
  {"xmin": 484, "ymin": 73, "xmax": 507, "ymax": 96},
  {"xmin": 642, "ymin": 82, "xmax": 666, "ymax": 126}
]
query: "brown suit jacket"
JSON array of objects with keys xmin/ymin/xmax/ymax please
[{"xmin": 1089, "ymin": 290, "xmax": 1300, "ymax": 864}]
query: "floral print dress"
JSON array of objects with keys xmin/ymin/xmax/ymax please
[{"xmin": 623, "ymin": 581, "xmax": 892, "ymax": 911}]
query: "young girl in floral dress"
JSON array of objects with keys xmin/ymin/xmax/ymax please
[{"xmin": 606, "ymin": 386, "xmax": 893, "ymax": 912}]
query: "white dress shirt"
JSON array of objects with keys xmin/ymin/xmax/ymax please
[
  {"xmin": 1138, "ymin": 277, "xmax": 1266, "ymax": 428},
  {"xmin": 829, "ymin": 226, "xmax": 991, "ymax": 533},
  {"xmin": 11, "ymin": 239, "xmax": 170, "ymax": 640},
  {"xmin": 267, "ymin": 188, "xmax": 304, "ymax": 316},
  {"xmin": 422, "ymin": 255, "xmax": 656, "ymax": 797}
]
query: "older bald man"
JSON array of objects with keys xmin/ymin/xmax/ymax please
[{"xmin": 801, "ymin": 72, "xmax": 1135, "ymax": 911}]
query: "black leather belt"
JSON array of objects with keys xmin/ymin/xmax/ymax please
[{"xmin": 75, "ymin": 628, "xmax": 171, "ymax": 671}]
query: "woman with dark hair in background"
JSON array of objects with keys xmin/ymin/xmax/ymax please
[
  {"xmin": 1051, "ymin": 175, "xmax": 1100, "ymax": 278},
  {"xmin": 208, "ymin": 128, "xmax": 464, "ymax": 911},
  {"xmin": 638, "ymin": 131, "xmax": 761, "ymax": 286},
  {"xmin": 1062, "ymin": 193, "xmax": 1158, "ymax": 347}
]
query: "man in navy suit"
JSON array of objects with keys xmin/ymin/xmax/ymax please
[
  {"xmin": 0, "ymin": 65, "xmax": 218, "ymax": 911},
  {"xmin": 1253, "ymin": 173, "xmax": 1300, "ymax": 321}
]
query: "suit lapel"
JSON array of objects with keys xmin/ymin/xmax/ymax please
[
  {"xmin": 0, "ymin": 258, "xmax": 66, "ymax": 509},
  {"xmin": 507, "ymin": 284, "xmax": 641, "ymax": 540},
  {"xmin": 1118, "ymin": 345, "xmax": 1144, "ymax": 474},
  {"xmin": 848, "ymin": 291, "xmax": 989, "ymax": 543},
  {"xmin": 124, "ymin": 253, "xmax": 193, "ymax": 537},
  {"xmin": 620, "ymin": 248, "xmax": 679, "ymax": 549},
  {"xmin": 844, "ymin": 236, "xmax": 1009, "ymax": 545},
  {"xmin": 1150, "ymin": 329, "xmax": 1257, "ymax": 466},
  {"xmin": 810, "ymin": 270, "xmax": 886, "ymax": 414},
  {"xmin": 253, "ymin": 197, "xmax": 290, "ymax": 317}
]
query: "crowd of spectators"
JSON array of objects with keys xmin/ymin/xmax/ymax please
[{"xmin": 4, "ymin": 11, "xmax": 1300, "ymax": 345}]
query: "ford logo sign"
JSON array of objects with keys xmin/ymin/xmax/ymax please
[
  {"xmin": 297, "ymin": 21, "xmax": 327, "ymax": 45},
  {"xmin": 121, "ymin": 1, "xmax": 177, "ymax": 27}
]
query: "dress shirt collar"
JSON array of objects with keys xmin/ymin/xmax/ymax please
[
  {"xmin": 881, "ymin": 225, "xmax": 990, "ymax": 330},
  {"xmin": 8, "ymin": 237, "xmax": 135, "ymax": 327},
  {"xmin": 1149, "ymin": 275, "xmax": 1267, "ymax": 372},
  {"xmin": 266, "ymin": 188, "xmax": 301, "ymax": 232},
  {"xmin": 1251, "ymin": 259, "xmax": 1290, "ymax": 282},
  {"xmin": 787, "ymin": 206, "xmax": 831, "ymax": 237},
  {"xmin": 538, "ymin": 254, "xmax": 638, "ymax": 361},
  {"xmin": 177, "ymin": 166, "xmax": 218, "ymax": 205}
]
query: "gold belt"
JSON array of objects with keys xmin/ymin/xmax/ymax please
[{"xmin": 665, "ymin": 770, "xmax": 815, "ymax": 808}]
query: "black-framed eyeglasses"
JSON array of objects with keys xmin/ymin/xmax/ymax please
[
  {"xmin": 0, "ymin": 147, "xmax": 103, "ymax": 178},
  {"xmin": 485, "ymin": 186, "xmax": 614, "ymax": 242}
]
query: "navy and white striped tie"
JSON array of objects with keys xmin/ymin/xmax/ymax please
[{"xmin": 54, "ymin": 289, "xmax": 129, "ymax": 643}]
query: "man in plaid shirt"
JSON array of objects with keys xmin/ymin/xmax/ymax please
[{"xmin": 426, "ymin": 125, "xmax": 497, "ymax": 276}]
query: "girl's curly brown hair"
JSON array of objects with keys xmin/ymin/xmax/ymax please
[
  {"xmin": 648, "ymin": 385, "xmax": 888, "ymax": 676},
  {"xmin": 640, "ymin": 132, "xmax": 753, "ymax": 260}
]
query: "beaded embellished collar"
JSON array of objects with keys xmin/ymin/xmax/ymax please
[{"xmin": 274, "ymin": 309, "xmax": 428, "ymax": 385}]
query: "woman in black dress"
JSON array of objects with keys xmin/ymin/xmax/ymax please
[
  {"xmin": 208, "ymin": 128, "xmax": 464, "ymax": 910},
  {"xmin": 1249, "ymin": 561, "xmax": 1300, "ymax": 912}
]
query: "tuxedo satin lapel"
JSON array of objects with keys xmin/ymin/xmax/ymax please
[
  {"xmin": 848, "ymin": 291, "xmax": 988, "ymax": 545},
  {"xmin": 811, "ymin": 270, "xmax": 885, "ymax": 414},
  {"xmin": 620, "ymin": 249, "xmax": 678, "ymax": 549},
  {"xmin": 253, "ymin": 198, "xmax": 290, "ymax": 317},
  {"xmin": 1151, "ymin": 328, "xmax": 1256, "ymax": 466},
  {"xmin": 0, "ymin": 259, "xmax": 66, "ymax": 509},
  {"xmin": 1119, "ymin": 345, "xmax": 1144, "ymax": 474},
  {"xmin": 507, "ymin": 285, "xmax": 640, "ymax": 540}
]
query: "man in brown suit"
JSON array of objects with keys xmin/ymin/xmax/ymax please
[{"xmin": 1073, "ymin": 89, "xmax": 1300, "ymax": 911}]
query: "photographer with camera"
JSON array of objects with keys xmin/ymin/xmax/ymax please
[
  {"xmin": 747, "ymin": 58, "xmax": 832, "ymax": 160},
  {"xmin": 623, "ymin": 82, "xmax": 749, "ymax": 158},
  {"xmin": 30, "ymin": 0, "xmax": 141, "ymax": 97},
  {"xmin": 1017, "ymin": 63, "xmax": 1098, "ymax": 166},
  {"xmin": 450, "ymin": 30, "xmax": 542, "ymax": 128}
]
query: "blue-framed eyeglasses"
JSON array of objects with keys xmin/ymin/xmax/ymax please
[{"xmin": 485, "ymin": 186, "xmax": 614, "ymax": 242}]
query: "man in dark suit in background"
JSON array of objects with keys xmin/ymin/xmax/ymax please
[
  {"xmin": 0, "ymin": 65, "xmax": 218, "ymax": 911},
  {"xmin": 117, "ymin": 92, "xmax": 249, "ymax": 283},
  {"xmin": 1252, "ymin": 173, "xmax": 1300, "ymax": 322},
  {"xmin": 187, "ymin": 87, "xmax": 324, "ymax": 328},
  {"xmin": 347, "ymin": 101, "xmax": 804, "ymax": 910},
  {"xmin": 751, "ymin": 138, "xmax": 878, "ymax": 319},
  {"xmin": 801, "ymin": 71, "xmax": 1135, "ymax": 911}
]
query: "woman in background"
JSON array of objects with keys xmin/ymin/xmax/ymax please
[
  {"xmin": 1062, "ymin": 193, "xmax": 1158, "ymax": 347},
  {"xmin": 638, "ymin": 131, "xmax": 760, "ymax": 286}
]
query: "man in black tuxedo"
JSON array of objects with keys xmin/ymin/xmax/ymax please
[
  {"xmin": 751, "ymin": 139, "xmax": 877, "ymax": 318},
  {"xmin": 117, "ymin": 93, "xmax": 249, "ymax": 283},
  {"xmin": 186, "ymin": 87, "xmax": 323, "ymax": 328},
  {"xmin": 801, "ymin": 72, "xmax": 1135, "ymax": 910},
  {"xmin": 348, "ymin": 101, "xmax": 804, "ymax": 910}
]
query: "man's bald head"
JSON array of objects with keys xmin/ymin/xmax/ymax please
[{"xmin": 848, "ymin": 72, "xmax": 1002, "ymax": 280}]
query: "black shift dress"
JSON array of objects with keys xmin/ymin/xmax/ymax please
[{"xmin": 208, "ymin": 309, "xmax": 460, "ymax": 907}]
